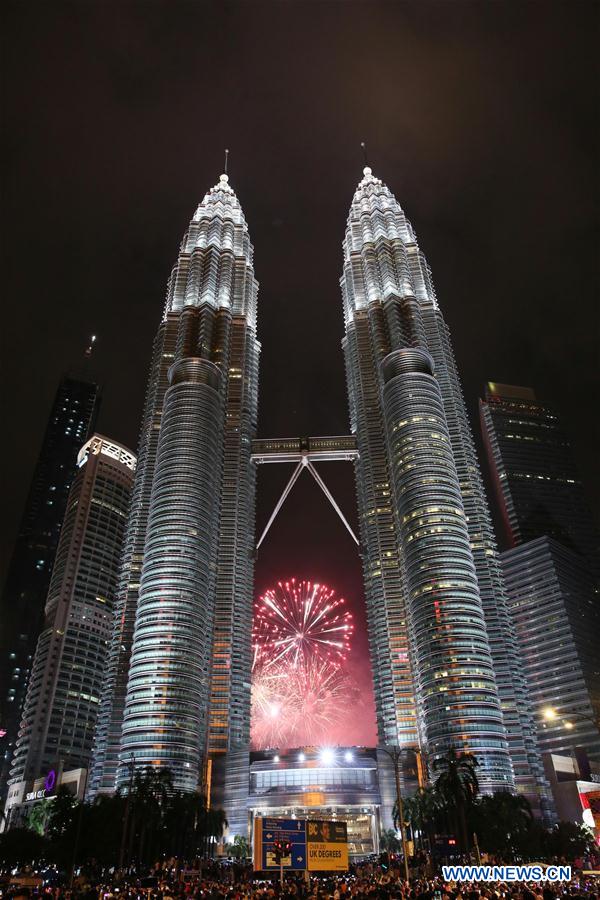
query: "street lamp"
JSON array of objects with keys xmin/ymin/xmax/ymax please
[
  {"xmin": 378, "ymin": 746, "xmax": 410, "ymax": 884},
  {"xmin": 542, "ymin": 706, "xmax": 599, "ymax": 729}
]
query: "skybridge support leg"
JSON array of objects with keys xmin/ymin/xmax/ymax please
[
  {"xmin": 305, "ymin": 460, "xmax": 360, "ymax": 546},
  {"xmin": 255, "ymin": 462, "xmax": 304, "ymax": 551}
]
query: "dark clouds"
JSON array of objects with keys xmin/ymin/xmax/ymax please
[{"xmin": 2, "ymin": 0, "xmax": 598, "ymax": 743}]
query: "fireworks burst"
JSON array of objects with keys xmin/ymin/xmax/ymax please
[
  {"xmin": 252, "ymin": 578, "xmax": 354, "ymax": 671},
  {"xmin": 250, "ymin": 658, "xmax": 360, "ymax": 749},
  {"xmin": 251, "ymin": 666, "xmax": 296, "ymax": 748}
]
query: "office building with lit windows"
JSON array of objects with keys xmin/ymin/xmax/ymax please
[
  {"xmin": 501, "ymin": 538, "xmax": 600, "ymax": 762},
  {"xmin": 89, "ymin": 173, "xmax": 259, "ymax": 799},
  {"xmin": 341, "ymin": 168, "xmax": 548, "ymax": 810},
  {"xmin": 481, "ymin": 383, "xmax": 600, "ymax": 771},
  {"xmin": 0, "ymin": 374, "xmax": 100, "ymax": 799},
  {"xmin": 4, "ymin": 436, "xmax": 135, "ymax": 825},
  {"xmin": 480, "ymin": 383, "xmax": 599, "ymax": 579}
]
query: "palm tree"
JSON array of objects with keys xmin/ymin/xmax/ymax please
[
  {"xmin": 433, "ymin": 748, "xmax": 479, "ymax": 850},
  {"xmin": 132, "ymin": 767, "xmax": 174, "ymax": 863},
  {"xmin": 163, "ymin": 790, "xmax": 208, "ymax": 859},
  {"xmin": 201, "ymin": 807, "xmax": 228, "ymax": 857},
  {"xmin": 469, "ymin": 791, "xmax": 532, "ymax": 859},
  {"xmin": 380, "ymin": 828, "xmax": 402, "ymax": 853},
  {"xmin": 402, "ymin": 786, "xmax": 440, "ymax": 853}
]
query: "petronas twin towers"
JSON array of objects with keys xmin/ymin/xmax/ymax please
[{"xmin": 89, "ymin": 166, "xmax": 547, "ymax": 813}]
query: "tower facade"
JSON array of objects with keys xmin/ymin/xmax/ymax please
[
  {"xmin": 0, "ymin": 375, "xmax": 100, "ymax": 797},
  {"xmin": 89, "ymin": 174, "xmax": 259, "ymax": 797},
  {"xmin": 342, "ymin": 168, "xmax": 547, "ymax": 803},
  {"xmin": 7, "ymin": 436, "xmax": 135, "ymax": 797},
  {"xmin": 501, "ymin": 537, "xmax": 600, "ymax": 762},
  {"xmin": 480, "ymin": 383, "xmax": 599, "ymax": 579}
]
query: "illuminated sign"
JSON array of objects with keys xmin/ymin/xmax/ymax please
[
  {"xmin": 253, "ymin": 817, "xmax": 349, "ymax": 872},
  {"xmin": 306, "ymin": 820, "xmax": 349, "ymax": 872},
  {"xmin": 580, "ymin": 790, "xmax": 600, "ymax": 829},
  {"xmin": 25, "ymin": 769, "xmax": 58, "ymax": 802},
  {"xmin": 254, "ymin": 817, "xmax": 307, "ymax": 871}
]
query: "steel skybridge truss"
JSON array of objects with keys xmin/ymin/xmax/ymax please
[{"xmin": 251, "ymin": 436, "xmax": 359, "ymax": 550}]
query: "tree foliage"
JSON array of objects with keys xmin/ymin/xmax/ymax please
[
  {"xmin": 9, "ymin": 766, "xmax": 229, "ymax": 872},
  {"xmin": 469, "ymin": 791, "xmax": 533, "ymax": 859},
  {"xmin": 394, "ymin": 749, "xmax": 596, "ymax": 864},
  {"xmin": 0, "ymin": 827, "xmax": 47, "ymax": 866},
  {"xmin": 545, "ymin": 821, "xmax": 596, "ymax": 859},
  {"xmin": 379, "ymin": 828, "xmax": 402, "ymax": 853},
  {"xmin": 226, "ymin": 834, "xmax": 250, "ymax": 859},
  {"xmin": 433, "ymin": 749, "xmax": 479, "ymax": 850}
]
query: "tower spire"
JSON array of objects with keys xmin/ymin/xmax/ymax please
[
  {"xmin": 84, "ymin": 334, "xmax": 97, "ymax": 358},
  {"xmin": 224, "ymin": 147, "xmax": 229, "ymax": 175},
  {"xmin": 359, "ymin": 141, "xmax": 374, "ymax": 181},
  {"xmin": 360, "ymin": 141, "xmax": 368, "ymax": 168}
]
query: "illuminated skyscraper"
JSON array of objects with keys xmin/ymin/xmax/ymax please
[
  {"xmin": 480, "ymin": 384, "xmax": 600, "ymax": 762},
  {"xmin": 341, "ymin": 167, "xmax": 548, "ymax": 804},
  {"xmin": 5, "ymin": 436, "xmax": 135, "ymax": 817},
  {"xmin": 0, "ymin": 374, "xmax": 100, "ymax": 798},
  {"xmin": 501, "ymin": 537, "xmax": 600, "ymax": 762},
  {"xmin": 480, "ymin": 383, "xmax": 599, "ymax": 580},
  {"xmin": 89, "ymin": 174, "xmax": 259, "ymax": 797}
]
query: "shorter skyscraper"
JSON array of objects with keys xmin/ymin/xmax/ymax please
[
  {"xmin": 0, "ymin": 374, "xmax": 100, "ymax": 797},
  {"xmin": 479, "ymin": 383, "xmax": 599, "ymax": 578},
  {"xmin": 501, "ymin": 537, "xmax": 600, "ymax": 763},
  {"xmin": 5, "ymin": 435, "xmax": 135, "ymax": 822}
]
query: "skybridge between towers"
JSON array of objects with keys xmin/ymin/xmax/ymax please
[{"xmin": 251, "ymin": 436, "xmax": 360, "ymax": 551}]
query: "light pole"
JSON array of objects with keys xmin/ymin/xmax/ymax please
[
  {"xmin": 69, "ymin": 716, "xmax": 92, "ymax": 890},
  {"xmin": 378, "ymin": 746, "xmax": 410, "ymax": 884},
  {"xmin": 119, "ymin": 754, "xmax": 136, "ymax": 874}
]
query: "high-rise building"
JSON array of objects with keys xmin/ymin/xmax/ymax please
[
  {"xmin": 82, "ymin": 166, "xmax": 556, "ymax": 822},
  {"xmin": 0, "ymin": 374, "xmax": 100, "ymax": 797},
  {"xmin": 89, "ymin": 173, "xmax": 259, "ymax": 799},
  {"xmin": 479, "ymin": 383, "xmax": 599, "ymax": 578},
  {"xmin": 501, "ymin": 538, "xmax": 600, "ymax": 762},
  {"xmin": 5, "ymin": 436, "xmax": 135, "ymax": 813},
  {"xmin": 341, "ymin": 167, "xmax": 548, "ymax": 807}
]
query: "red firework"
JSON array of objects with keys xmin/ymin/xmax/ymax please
[
  {"xmin": 250, "ymin": 658, "xmax": 360, "ymax": 749},
  {"xmin": 252, "ymin": 578, "xmax": 354, "ymax": 670}
]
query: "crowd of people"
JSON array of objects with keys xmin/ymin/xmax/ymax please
[{"xmin": 2, "ymin": 859, "xmax": 600, "ymax": 900}]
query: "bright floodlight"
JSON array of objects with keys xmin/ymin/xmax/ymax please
[
  {"xmin": 564, "ymin": 721, "xmax": 575, "ymax": 730},
  {"xmin": 298, "ymin": 752, "xmax": 306, "ymax": 762},
  {"xmin": 344, "ymin": 750, "xmax": 353, "ymax": 762},
  {"xmin": 320, "ymin": 748, "xmax": 335, "ymax": 765},
  {"xmin": 543, "ymin": 707, "xmax": 558, "ymax": 721},
  {"xmin": 273, "ymin": 754, "xmax": 280, "ymax": 763}
]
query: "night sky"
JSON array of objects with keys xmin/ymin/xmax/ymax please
[{"xmin": 2, "ymin": 1, "xmax": 598, "ymax": 746}]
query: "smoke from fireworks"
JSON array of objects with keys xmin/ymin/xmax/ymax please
[
  {"xmin": 252, "ymin": 578, "xmax": 354, "ymax": 670},
  {"xmin": 251, "ymin": 578, "xmax": 359, "ymax": 749}
]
